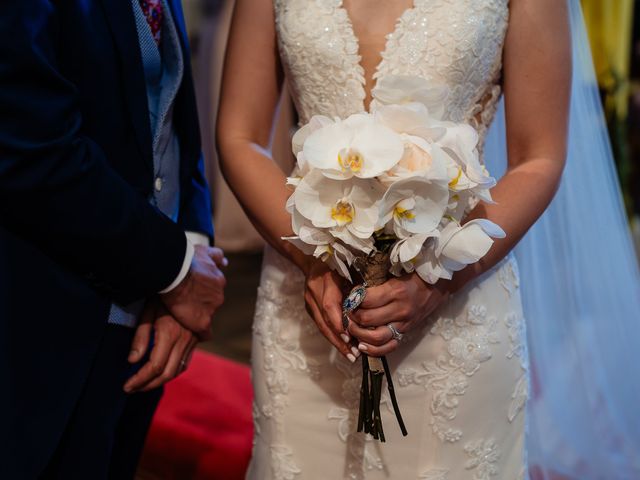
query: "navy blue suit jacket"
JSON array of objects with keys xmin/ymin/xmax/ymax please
[{"xmin": 0, "ymin": 1, "xmax": 213, "ymax": 476}]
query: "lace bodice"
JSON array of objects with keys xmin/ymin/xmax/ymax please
[{"xmin": 274, "ymin": 0, "xmax": 509, "ymax": 146}]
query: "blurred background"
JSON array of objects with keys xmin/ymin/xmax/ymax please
[{"xmin": 137, "ymin": 1, "xmax": 640, "ymax": 478}]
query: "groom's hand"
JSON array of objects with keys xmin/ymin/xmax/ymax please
[
  {"xmin": 124, "ymin": 300, "xmax": 198, "ymax": 393},
  {"xmin": 160, "ymin": 245, "xmax": 227, "ymax": 340}
]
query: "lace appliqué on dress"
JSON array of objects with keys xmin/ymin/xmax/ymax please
[
  {"xmin": 398, "ymin": 304, "xmax": 500, "ymax": 442},
  {"xmin": 498, "ymin": 256, "xmax": 520, "ymax": 297},
  {"xmin": 274, "ymin": 0, "xmax": 365, "ymax": 124},
  {"xmin": 505, "ymin": 311, "xmax": 529, "ymax": 424},
  {"xmin": 420, "ymin": 468, "xmax": 450, "ymax": 480},
  {"xmin": 253, "ymin": 280, "xmax": 310, "ymax": 478},
  {"xmin": 270, "ymin": 445, "xmax": 302, "ymax": 480},
  {"xmin": 464, "ymin": 438, "xmax": 501, "ymax": 480},
  {"xmin": 376, "ymin": 0, "xmax": 509, "ymax": 144}
]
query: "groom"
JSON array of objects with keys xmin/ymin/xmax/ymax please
[{"xmin": 0, "ymin": 0, "xmax": 225, "ymax": 478}]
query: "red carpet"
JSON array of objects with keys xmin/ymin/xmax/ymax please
[{"xmin": 139, "ymin": 351, "xmax": 254, "ymax": 480}]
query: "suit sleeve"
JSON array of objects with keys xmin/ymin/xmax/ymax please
[
  {"xmin": 0, "ymin": 2, "xmax": 187, "ymax": 305},
  {"xmin": 178, "ymin": 152, "xmax": 215, "ymax": 242}
]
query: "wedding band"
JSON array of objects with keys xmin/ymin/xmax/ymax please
[{"xmin": 387, "ymin": 324, "xmax": 404, "ymax": 343}]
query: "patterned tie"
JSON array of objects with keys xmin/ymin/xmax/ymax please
[{"xmin": 138, "ymin": 0, "xmax": 163, "ymax": 46}]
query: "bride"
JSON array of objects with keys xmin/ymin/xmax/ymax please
[{"xmin": 217, "ymin": 0, "xmax": 640, "ymax": 478}]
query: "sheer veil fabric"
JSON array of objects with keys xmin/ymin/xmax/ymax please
[{"xmin": 484, "ymin": 1, "xmax": 640, "ymax": 477}]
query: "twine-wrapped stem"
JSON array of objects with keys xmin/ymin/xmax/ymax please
[{"xmin": 352, "ymin": 251, "xmax": 407, "ymax": 442}]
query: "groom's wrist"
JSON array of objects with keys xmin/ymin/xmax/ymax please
[
  {"xmin": 159, "ymin": 235, "xmax": 195, "ymax": 294},
  {"xmin": 159, "ymin": 231, "xmax": 212, "ymax": 294}
]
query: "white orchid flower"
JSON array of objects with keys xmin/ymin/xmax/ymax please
[
  {"xmin": 413, "ymin": 244, "xmax": 451, "ymax": 284},
  {"xmin": 293, "ymin": 169, "xmax": 383, "ymax": 252},
  {"xmin": 436, "ymin": 123, "xmax": 497, "ymax": 202},
  {"xmin": 389, "ymin": 232, "xmax": 437, "ymax": 269},
  {"xmin": 371, "ymin": 75, "xmax": 450, "ymax": 119},
  {"xmin": 283, "ymin": 224, "xmax": 355, "ymax": 281},
  {"xmin": 302, "ymin": 113, "xmax": 404, "ymax": 180},
  {"xmin": 435, "ymin": 219, "xmax": 505, "ymax": 272},
  {"xmin": 392, "ymin": 219, "xmax": 505, "ymax": 284},
  {"xmin": 292, "ymin": 115, "xmax": 334, "ymax": 156},
  {"xmin": 374, "ymin": 102, "xmax": 447, "ymax": 142},
  {"xmin": 381, "ymin": 137, "xmax": 450, "ymax": 185},
  {"xmin": 286, "ymin": 152, "xmax": 313, "ymax": 188},
  {"xmin": 379, "ymin": 176, "xmax": 449, "ymax": 238},
  {"xmin": 388, "ymin": 235, "xmax": 448, "ymax": 284}
]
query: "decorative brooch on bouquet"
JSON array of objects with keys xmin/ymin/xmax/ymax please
[{"xmin": 284, "ymin": 75, "xmax": 505, "ymax": 442}]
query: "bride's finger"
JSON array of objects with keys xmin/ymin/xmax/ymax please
[
  {"xmin": 321, "ymin": 273, "xmax": 348, "ymax": 340},
  {"xmin": 360, "ymin": 282, "xmax": 398, "ymax": 309},
  {"xmin": 351, "ymin": 302, "xmax": 404, "ymax": 328},
  {"xmin": 356, "ymin": 339, "xmax": 399, "ymax": 357},
  {"xmin": 305, "ymin": 291, "xmax": 358, "ymax": 363},
  {"xmin": 347, "ymin": 322, "xmax": 396, "ymax": 347}
]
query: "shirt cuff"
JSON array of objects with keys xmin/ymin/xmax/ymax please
[
  {"xmin": 185, "ymin": 231, "xmax": 211, "ymax": 247},
  {"xmin": 159, "ymin": 235, "xmax": 195, "ymax": 294},
  {"xmin": 159, "ymin": 232, "xmax": 211, "ymax": 294}
]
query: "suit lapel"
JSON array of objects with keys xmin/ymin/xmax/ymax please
[
  {"xmin": 98, "ymin": 0, "xmax": 154, "ymax": 172},
  {"xmin": 165, "ymin": 0, "xmax": 201, "ymax": 167},
  {"xmin": 166, "ymin": 0, "xmax": 190, "ymax": 55}
]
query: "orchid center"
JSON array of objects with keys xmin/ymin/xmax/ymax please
[
  {"xmin": 338, "ymin": 148, "xmax": 364, "ymax": 173},
  {"xmin": 394, "ymin": 198, "xmax": 416, "ymax": 220},
  {"xmin": 449, "ymin": 167, "xmax": 463, "ymax": 188},
  {"xmin": 331, "ymin": 199, "xmax": 355, "ymax": 226}
]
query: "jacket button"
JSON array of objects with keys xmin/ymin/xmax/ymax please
[{"xmin": 154, "ymin": 176, "xmax": 163, "ymax": 192}]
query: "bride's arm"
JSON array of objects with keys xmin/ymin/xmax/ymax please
[
  {"xmin": 349, "ymin": 0, "xmax": 572, "ymax": 356},
  {"xmin": 453, "ymin": 0, "xmax": 572, "ymax": 288},
  {"xmin": 216, "ymin": 0, "xmax": 301, "ymax": 269},
  {"xmin": 217, "ymin": 0, "xmax": 357, "ymax": 361}
]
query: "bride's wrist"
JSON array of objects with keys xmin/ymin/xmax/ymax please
[
  {"xmin": 445, "ymin": 263, "xmax": 483, "ymax": 296},
  {"xmin": 296, "ymin": 254, "xmax": 316, "ymax": 277}
]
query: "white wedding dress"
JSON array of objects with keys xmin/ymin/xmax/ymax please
[{"xmin": 248, "ymin": 1, "xmax": 529, "ymax": 478}]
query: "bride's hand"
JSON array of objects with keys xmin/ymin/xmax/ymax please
[
  {"xmin": 347, "ymin": 273, "xmax": 449, "ymax": 357},
  {"xmin": 304, "ymin": 260, "xmax": 361, "ymax": 363}
]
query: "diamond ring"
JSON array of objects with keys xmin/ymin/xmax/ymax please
[{"xmin": 386, "ymin": 324, "xmax": 404, "ymax": 343}]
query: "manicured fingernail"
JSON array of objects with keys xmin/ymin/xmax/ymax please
[
  {"xmin": 347, "ymin": 353, "xmax": 357, "ymax": 363},
  {"xmin": 340, "ymin": 333, "xmax": 350, "ymax": 343},
  {"xmin": 358, "ymin": 343, "xmax": 368, "ymax": 352},
  {"xmin": 223, "ymin": 257, "xmax": 229, "ymax": 267},
  {"xmin": 128, "ymin": 350, "xmax": 138, "ymax": 361},
  {"xmin": 351, "ymin": 346, "xmax": 361, "ymax": 358}
]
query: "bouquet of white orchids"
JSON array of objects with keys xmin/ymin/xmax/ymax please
[{"xmin": 284, "ymin": 75, "xmax": 505, "ymax": 441}]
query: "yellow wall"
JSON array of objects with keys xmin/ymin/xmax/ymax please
[{"xmin": 581, "ymin": 0, "xmax": 634, "ymax": 119}]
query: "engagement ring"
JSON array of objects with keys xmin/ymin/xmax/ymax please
[{"xmin": 386, "ymin": 324, "xmax": 404, "ymax": 343}]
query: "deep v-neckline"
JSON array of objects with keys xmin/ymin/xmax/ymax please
[{"xmin": 336, "ymin": 0, "xmax": 418, "ymax": 111}]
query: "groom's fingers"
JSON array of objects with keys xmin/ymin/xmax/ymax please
[
  {"xmin": 124, "ymin": 319, "xmax": 177, "ymax": 393},
  {"xmin": 139, "ymin": 332, "xmax": 194, "ymax": 392},
  {"xmin": 180, "ymin": 337, "xmax": 199, "ymax": 373},
  {"xmin": 207, "ymin": 246, "xmax": 229, "ymax": 268},
  {"xmin": 128, "ymin": 307, "xmax": 154, "ymax": 364}
]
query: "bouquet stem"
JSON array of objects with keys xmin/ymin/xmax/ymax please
[{"xmin": 352, "ymin": 252, "xmax": 408, "ymax": 442}]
